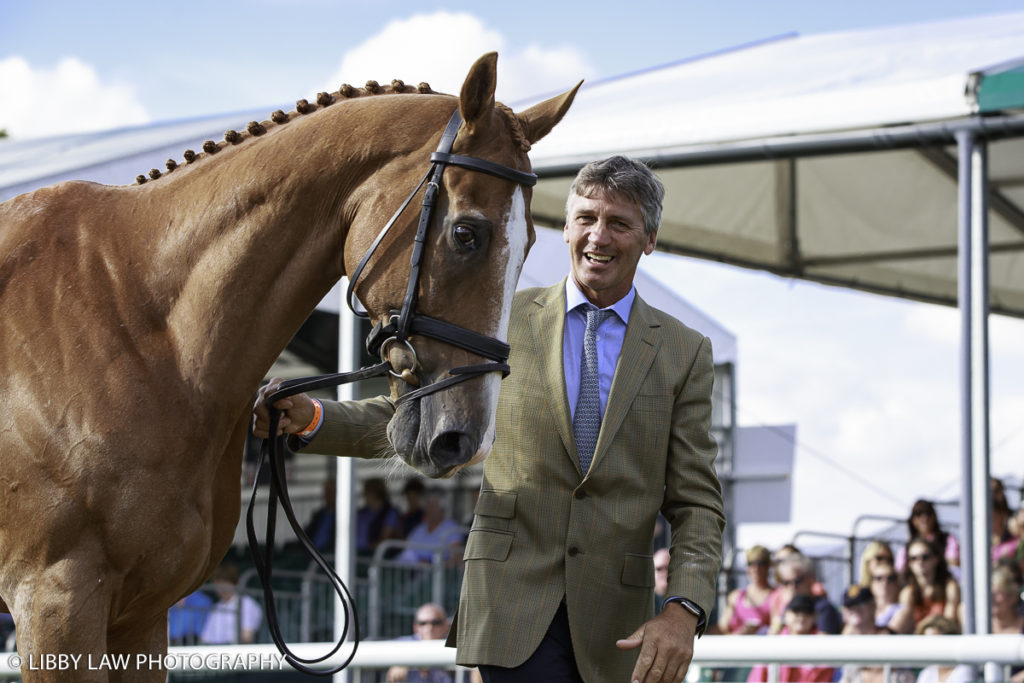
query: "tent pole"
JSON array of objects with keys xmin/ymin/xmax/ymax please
[
  {"xmin": 956, "ymin": 130, "xmax": 993, "ymax": 677},
  {"xmin": 333, "ymin": 282, "xmax": 359, "ymax": 683}
]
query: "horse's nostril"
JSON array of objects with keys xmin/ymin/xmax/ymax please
[{"xmin": 428, "ymin": 431, "xmax": 474, "ymax": 469}]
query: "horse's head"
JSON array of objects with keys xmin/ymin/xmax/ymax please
[{"xmin": 347, "ymin": 53, "xmax": 579, "ymax": 477}]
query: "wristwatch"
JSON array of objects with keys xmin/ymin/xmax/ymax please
[{"xmin": 663, "ymin": 597, "xmax": 708, "ymax": 637}]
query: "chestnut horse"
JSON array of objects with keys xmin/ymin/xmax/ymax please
[{"xmin": 0, "ymin": 52, "xmax": 578, "ymax": 681}]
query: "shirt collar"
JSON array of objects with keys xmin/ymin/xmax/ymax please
[{"xmin": 565, "ymin": 277, "xmax": 634, "ymax": 325}]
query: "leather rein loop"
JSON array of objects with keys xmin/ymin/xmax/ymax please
[{"xmin": 247, "ymin": 106, "xmax": 533, "ymax": 676}]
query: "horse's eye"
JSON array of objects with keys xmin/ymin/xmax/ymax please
[{"xmin": 453, "ymin": 224, "xmax": 476, "ymax": 248}]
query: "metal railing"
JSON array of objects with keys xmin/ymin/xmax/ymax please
[
  {"xmin": 4, "ymin": 636, "xmax": 1022, "ymax": 680},
  {"xmin": 361, "ymin": 534, "xmax": 467, "ymax": 639}
]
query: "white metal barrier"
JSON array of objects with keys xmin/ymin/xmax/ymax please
[{"xmin": 2, "ymin": 635, "xmax": 1022, "ymax": 678}]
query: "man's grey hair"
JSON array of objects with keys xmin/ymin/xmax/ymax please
[
  {"xmin": 780, "ymin": 554, "xmax": 816, "ymax": 578},
  {"xmin": 566, "ymin": 155, "xmax": 665, "ymax": 236}
]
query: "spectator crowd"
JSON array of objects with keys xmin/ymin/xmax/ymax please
[{"xmin": 705, "ymin": 477, "xmax": 1024, "ymax": 682}]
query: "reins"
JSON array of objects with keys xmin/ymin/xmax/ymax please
[{"xmin": 246, "ymin": 107, "xmax": 536, "ymax": 676}]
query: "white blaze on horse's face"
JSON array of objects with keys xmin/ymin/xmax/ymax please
[{"xmin": 469, "ymin": 185, "xmax": 529, "ymax": 467}]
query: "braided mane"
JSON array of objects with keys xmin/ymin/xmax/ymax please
[{"xmin": 135, "ymin": 79, "xmax": 436, "ymax": 185}]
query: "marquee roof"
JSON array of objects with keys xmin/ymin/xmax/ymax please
[{"xmin": 522, "ymin": 10, "xmax": 1024, "ymax": 317}]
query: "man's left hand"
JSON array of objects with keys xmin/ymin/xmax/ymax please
[{"xmin": 615, "ymin": 602, "xmax": 696, "ymax": 683}]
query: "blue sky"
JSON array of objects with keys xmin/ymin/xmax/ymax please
[{"xmin": 2, "ymin": 1, "xmax": 1023, "ymax": 547}]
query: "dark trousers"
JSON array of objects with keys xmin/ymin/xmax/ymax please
[{"xmin": 478, "ymin": 601, "xmax": 584, "ymax": 683}]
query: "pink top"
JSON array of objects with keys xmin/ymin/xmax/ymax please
[{"xmin": 728, "ymin": 587, "xmax": 772, "ymax": 634}]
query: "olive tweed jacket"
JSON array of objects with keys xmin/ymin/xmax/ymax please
[{"xmin": 307, "ymin": 281, "xmax": 725, "ymax": 682}]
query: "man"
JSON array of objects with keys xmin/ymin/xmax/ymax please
[
  {"xmin": 840, "ymin": 584, "xmax": 879, "ymax": 635},
  {"xmin": 255, "ymin": 156, "xmax": 725, "ymax": 682},
  {"xmin": 398, "ymin": 489, "xmax": 464, "ymax": 565},
  {"xmin": 386, "ymin": 603, "xmax": 454, "ymax": 683},
  {"xmin": 199, "ymin": 562, "xmax": 263, "ymax": 645},
  {"xmin": 770, "ymin": 555, "xmax": 841, "ymax": 635}
]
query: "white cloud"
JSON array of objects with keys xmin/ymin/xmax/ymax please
[
  {"xmin": 320, "ymin": 11, "xmax": 590, "ymax": 104},
  {"xmin": 0, "ymin": 56, "xmax": 149, "ymax": 139}
]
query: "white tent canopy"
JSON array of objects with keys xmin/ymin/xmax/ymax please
[{"xmin": 522, "ymin": 11, "xmax": 1024, "ymax": 318}]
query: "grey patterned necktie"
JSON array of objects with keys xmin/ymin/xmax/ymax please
[{"xmin": 573, "ymin": 307, "xmax": 613, "ymax": 474}]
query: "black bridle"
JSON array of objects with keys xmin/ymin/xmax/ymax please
[{"xmin": 246, "ymin": 107, "xmax": 536, "ymax": 676}]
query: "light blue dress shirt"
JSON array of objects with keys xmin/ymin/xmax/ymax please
[{"xmin": 563, "ymin": 278, "xmax": 635, "ymax": 421}]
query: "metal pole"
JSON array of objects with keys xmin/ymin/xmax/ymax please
[
  {"xmin": 956, "ymin": 130, "xmax": 994, "ymax": 681},
  {"xmin": 968, "ymin": 138, "xmax": 1000, "ymax": 683},
  {"xmin": 956, "ymin": 131, "xmax": 975, "ymax": 637},
  {"xmin": 334, "ymin": 282, "xmax": 360, "ymax": 683}
]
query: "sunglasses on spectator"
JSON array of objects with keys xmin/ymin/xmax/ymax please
[
  {"xmin": 748, "ymin": 560, "xmax": 770, "ymax": 567},
  {"xmin": 872, "ymin": 574, "xmax": 897, "ymax": 583},
  {"xmin": 780, "ymin": 575, "xmax": 806, "ymax": 587},
  {"xmin": 908, "ymin": 553, "xmax": 934, "ymax": 563},
  {"xmin": 416, "ymin": 619, "xmax": 445, "ymax": 626}
]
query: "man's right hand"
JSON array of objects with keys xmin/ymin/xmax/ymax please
[{"xmin": 252, "ymin": 377, "xmax": 317, "ymax": 438}]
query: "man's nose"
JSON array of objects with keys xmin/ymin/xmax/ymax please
[{"xmin": 588, "ymin": 219, "xmax": 611, "ymax": 244}]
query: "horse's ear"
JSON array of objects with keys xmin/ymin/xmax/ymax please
[
  {"xmin": 516, "ymin": 80, "xmax": 583, "ymax": 145},
  {"xmin": 459, "ymin": 52, "xmax": 498, "ymax": 133}
]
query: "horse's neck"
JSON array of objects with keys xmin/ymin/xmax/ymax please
[{"xmin": 134, "ymin": 100, "xmax": 438, "ymax": 408}]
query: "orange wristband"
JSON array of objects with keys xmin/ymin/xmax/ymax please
[{"xmin": 297, "ymin": 399, "xmax": 323, "ymax": 438}]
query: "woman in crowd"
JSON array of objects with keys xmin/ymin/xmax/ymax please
[
  {"xmin": 896, "ymin": 500, "xmax": 959, "ymax": 571},
  {"xmin": 866, "ymin": 558, "xmax": 911, "ymax": 633},
  {"xmin": 899, "ymin": 538, "xmax": 961, "ymax": 631},
  {"xmin": 857, "ymin": 540, "xmax": 895, "ymax": 587},
  {"xmin": 991, "ymin": 478, "xmax": 1019, "ymax": 562},
  {"xmin": 718, "ymin": 545, "xmax": 774, "ymax": 635}
]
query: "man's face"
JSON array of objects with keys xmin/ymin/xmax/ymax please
[
  {"xmin": 564, "ymin": 190, "xmax": 656, "ymax": 309},
  {"xmin": 777, "ymin": 565, "xmax": 811, "ymax": 601},
  {"xmin": 413, "ymin": 606, "xmax": 448, "ymax": 640},
  {"xmin": 842, "ymin": 602, "xmax": 874, "ymax": 630}
]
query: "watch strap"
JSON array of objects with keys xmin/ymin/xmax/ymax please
[{"xmin": 663, "ymin": 597, "xmax": 708, "ymax": 637}]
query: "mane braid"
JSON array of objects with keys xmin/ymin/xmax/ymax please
[
  {"xmin": 134, "ymin": 78, "xmax": 440, "ymax": 184},
  {"xmin": 496, "ymin": 103, "xmax": 531, "ymax": 153}
]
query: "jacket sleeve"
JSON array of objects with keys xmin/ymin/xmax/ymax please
[
  {"xmin": 296, "ymin": 396, "xmax": 397, "ymax": 460},
  {"xmin": 662, "ymin": 334, "xmax": 726, "ymax": 616}
]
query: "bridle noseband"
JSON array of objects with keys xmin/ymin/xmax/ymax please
[{"xmin": 246, "ymin": 106, "xmax": 536, "ymax": 676}]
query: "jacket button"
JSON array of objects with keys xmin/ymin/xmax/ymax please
[
  {"xmin": 574, "ymin": 489, "xmax": 586, "ymax": 500},
  {"xmin": 568, "ymin": 547, "xmax": 580, "ymax": 557}
]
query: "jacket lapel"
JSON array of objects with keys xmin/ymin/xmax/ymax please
[
  {"xmin": 527, "ymin": 280, "xmax": 578, "ymax": 462},
  {"xmin": 588, "ymin": 295, "xmax": 661, "ymax": 476}
]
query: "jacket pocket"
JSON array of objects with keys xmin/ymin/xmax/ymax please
[
  {"xmin": 474, "ymin": 489, "xmax": 517, "ymax": 518},
  {"xmin": 471, "ymin": 489, "xmax": 517, "ymax": 532},
  {"xmin": 463, "ymin": 529, "xmax": 513, "ymax": 562},
  {"xmin": 621, "ymin": 553, "xmax": 655, "ymax": 587}
]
